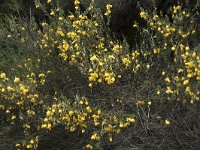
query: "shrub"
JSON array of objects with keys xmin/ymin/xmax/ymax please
[{"xmin": 0, "ymin": 0, "xmax": 200, "ymax": 149}]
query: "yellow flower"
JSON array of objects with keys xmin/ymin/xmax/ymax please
[
  {"xmin": 89, "ymin": 83, "xmax": 93, "ymax": 87},
  {"xmin": 7, "ymin": 86, "xmax": 14, "ymax": 92},
  {"xmin": 171, "ymin": 46, "xmax": 176, "ymax": 51},
  {"xmin": 86, "ymin": 106, "xmax": 92, "ymax": 113},
  {"xmin": 1, "ymin": 88, "xmax": 5, "ymax": 93},
  {"xmin": 90, "ymin": 55, "xmax": 99, "ymax": 62},
  {"xmin": 25, "ymin": 124, "xmax": 30, "ymax": 129},
  {"xmin": 91, "ymin": 133, "xmax": 100, "ymax": 140},
  {"xmin": 69, "ymin": 110, "xmax": 74, "ymax": 116},
  {"xmin": 135, "ymin": 64, "xmax": 141, "ymax": 70},
  {"xmin": 106, "ymin": 4, "xmax": 112, "ymax": 10},
  {"xmin": 50, "ymin": 10, "xmax": 55, "ymax": 16},
  {"xmin": 47, "ymin": 123, "xmax": 52, "ymax": 129},
  {"xmin": 30, "ymin": 140, "xmax": 34, "ymax": 144},
  {"xmin": 79, "ymin": 100, "xmax": 84, "ymax": 105},
  {"xmin": 166, "ymin": 87, "xmax": 173, "ymax": 94},
  {"xmin": 86, "ymin": 144, "xmax": 93, "ymax": 149},
  {"xmin": 35, "ymin": 2, "xmax": 41, "ymax": 8},
  {"xmin": 44, "ymin": 118, "xmax": 48, "ymax": 122},
  {"xmin": 185, "ymin": 46, "xmax": 190, "ymax": 51},
  {"xmin": 162, "ymin": 71, "xmax": 166, "ymax": 76},
  {"xmin": 119, "ymin": 122, "xmax": 124, "ymax": 128},
  {"xmin": 6, "ymin": 110, "xmax": 10, "ymax": 113},
  {"xmin": 187, "ymin": 74, "xmax": 192, "ymax": 78},
  {"xmin": 39, "ymin": 73, "xmax": 45, "ymax": 78},
  {"xmin": 47, "ymin": 0, "xmax": 51, "ymax": 3},
  {"xmin": 165, "ymin": 119, "xmax": 170, "ymax": 125},
  {"xmin": 58, "ymin": 17, "xmax": 63, "ymax": 20},
  {"xmin": 109, "ymin": 136, "xmax": 113, "ymax": 142},
  {"xmin": 11, "ymin": 115, "xmax": 16, "ymax": 120},
  {"xmin": 105, "ymin": 4, "xmax": 112, "ymax": 16},
  {"xmin": 14, "ymin": 77, "xmax": 20, "ymax": 83},
  {"xmin": 153, "ymin": 15, "xmax": 159, "ymax": 20},
  {"xmin": 97, "ymin": 109, "xmax": 101, "ymax": 115},
  {"xmin": 41, "ymin": 124, "xmax": 47, "ymax": 128},
  {"xmin": 148, "ymin": 101, "xmax": 152, "ymax": 106},
  {"xmin": 112, "ymin": 44, "xmax": 122, "ymax": 53},
  {"xmin": 140, "ymin": 11, "xmax": 147, "ymax": 20},
  {"xmin": 89, "ymin": 72, "xmax": 98, "ymax": 82},
  {"xmin": 157, "ymin": 90, "xmax": 161, "ymax": 95},
  {"xmin": 185, "ymin": 86, "xmax": 191, "ymax": 93},
  {"xmin": 56, "ymin": 27, "xmax": 64, "ymax": 37},
  {"xmin": 74, "ymin": 0, "xmax": 80, "ymax": 5},
  {"xmin": 126, "ymin": 117, "xmax": 136, "ymax": 123},
  {"xmin": 146, "ymin": 64, "xmax": 150, "ymax": 69},
  {"xmin": 137, "ymin": 100, "xmax": 145, "ymax": 105},
  {"xmin": 183, "ymin": 80, "xmax": 189, "ymax": 85},
  {"xmin": 105, "ymin": 76, "xmax": 115, "ymax": 85},
  {"xmin": 46, "ymin": 110, "xmax": 51, "ymax": 116},
  {"xmin": 165, "ymin": 77, "xmax": 171, "ymax": 83},
  {"xmin": 0, "ymin": 73, "xmax": 6, "ymax": 79},
  {"xmin": 178, "ymin": 69, "xmax": 184, "ymax": 73},
  {"xmin": 26, "ymin": 144, "xmax": 32, "ymax": 149}
]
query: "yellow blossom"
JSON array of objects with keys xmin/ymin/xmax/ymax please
[
  {"xmin": 157, "ymin": 90, "xmax": 161, "ymax": 95},
  {"xmin": 6, "ymin": 110, "xmax": 10, "ymax": 113},
  {"xmin": 109, "ymin": 136, "xmax": 113, "ymax": 142},
  {"xmin": 30, "ymin": 140, "xmax": 34, "ymax": 144},
  {"xmin": 14, "ymin": 77, "xmax": 20, "ymax": 83},
  {"xmin": 146, "ymin": 64, "xmax": 150, "ymax": 69},
  {"xmin": 183, "ymin": 80, "xmax": 189, "ymax": 85},
  {"xmin": 105, "ymin": 4, "xmax": 112, "ymax": 16},
  {"xmin": 162, "ymin": 71, "xmax": 166, "ymax": 76},
  {"xmin": 74, "ymin": 0, "xmax": 80, "ymax": 5},
  {"xmin": 50, "ymin": 10, "xmax": 55, "ymax": 16},
  {"xmin": 166, "ymin": 87, "xmax": 173, "ymax": 94},
  {"xmin": 185, "ymin": 46, "xmax": 190, "ymax": 51},
  {"xmin": 86, "ymin": 106, "xmax": 92, "ymax": 113},
  {"xmin": 39, "ymin": 73, "xmax": 45, "ymax": 77},
  {"xmin": 165, "ymin": 77, "xmax": 171, "ymax": 83},
  {"xmin": 47, "ymin": 123, "xmax": 52, "ymax": 129},
  {"xmin": 69, "ymin": 110, "xmax": 74, "ymax": 116},
  {"xmin": 56, "ymin": 27, "xmax": 64, "ymax": 37},
  {"xmin": 0, "ymin": 73, "xmax": 6, "ymax": 79},
  {"xmin": 140, "ymin": 11, "xmax": 147, "ymax": 20},
  {"xmin": 11, "ymin": 115, "xmax": 16, "ymax": 120},
  {"xmin": 90, "ymin": 55, "xmax": 99, "ymax": 62},
  {"xmin": 7, "ymin": 86, "xmax": 14, "ymax": 92},
  {"xmin": 89, "ymin": 72, "xmax": 98, "ymax": 82},
  {"xmin": 26, "ymin": 145, "xmax": 32, "ymax": 149},
  {"xmin": 46, "ymin": 110, "xmax": 51, "ymax": 116},
  {"xmin": 126, "ymin": 117, "xmax": 136, "ymax": 123},
  {"xmin": 91, "ymin": 133, "xmax": 100, "ymax": 140},
  {"xmin": 165, "ymin": 119, "xmax": 170, "ymax": 125},
  {"xmin": 1, "ymin": 88, "xmax": 5, "ymax": 93},
  {"xmin": 35, "ymin": 2, "xmax": 41, "ymax": 8},
  {"xmin": 86, "ymin": 144, "xmax": 93, "ymax": 149},
  {"xmin": 178, "ymin": 69, "xmax": 184, "ymax": 73}
]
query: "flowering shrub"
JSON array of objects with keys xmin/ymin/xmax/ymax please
[{"xmin": 0, "ymin": 0, "xmax": 200, "ymax": 149}]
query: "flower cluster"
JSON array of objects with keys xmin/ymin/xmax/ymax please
[
  {"xmin": 37, "ymin": 0, "xmax": 142, "ymax": 87},
  {"xmin": 137, "ymin": 4, "xmax": 199, "ymax": 104}
]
